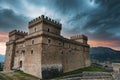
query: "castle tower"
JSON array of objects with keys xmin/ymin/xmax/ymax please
[
  {"xmin": 71, "ymin": 35, "xmax": 90, "ymax": 66},
  {"xmin": 28, "ymin": 15, "xmax": 62, "ymax": 35},
  {"xmin": 23, "ymin": 15, "xmax": 63, "ymax": 78},
  {"xmin": 4, "ymin": 30, "xmax": 27, "ymax": 71},
  {"xmin": 70, "ymin": 34, "xmax": 88, "ymax": 44}
]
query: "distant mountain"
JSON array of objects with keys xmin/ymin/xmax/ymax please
[
  {"xmin": 0, "ymin": 54, "xmax": 5, "ymax": 62},
  {"xmin": 90, "ymin": 47, "xmax": 120, "ymax": 62}
]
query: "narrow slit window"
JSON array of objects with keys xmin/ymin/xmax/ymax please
[
  {"xmin": 32, "ymin": 40, "xmax": 34, "ymax": 44},
  {"xmin": 35, "ymin": 28, "xmax": 37, "ymax": 32},
  {"xmin": 48, "ymin": 28, "xmax": 50, "ymax": 32},
  {"xmin": 31, "ymin": 50, "xmax": 33, "ymax": 54},
  {"xmin": 48, "ymin": 39, "xmax": 51, "ymax": 43}
]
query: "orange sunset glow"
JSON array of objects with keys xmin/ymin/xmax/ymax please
[
  {"xmin": 0, "ymin": 32, "xmax": 120, "ymax": 55},
  {"xmin": 88, "ymin": 40, "xmax": 120, "ymax": 50}
]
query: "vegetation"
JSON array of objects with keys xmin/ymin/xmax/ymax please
[
  {"xmin": 0, "ymin": 66, "xmax": 112, "ymax": 80},
  {"xmin": 51, "ymin": 65, "xmax": 112, "ymax": 79},
  {"xmin": 0, "ymin": 71, "xmax": 40, "ymax": 80},
  {"xmin": 90, "ymin": 47, "xmax": 120, "ymax": 62},
  {"xmin": 62, "ymin": 66, "xmax": 111, "ymax": 76},
  {"xmin": 0, "ymin": 62, "xmax": 4, "ymax": 71}
]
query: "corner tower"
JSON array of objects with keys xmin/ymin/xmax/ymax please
[
  {"xmin": 71, "ymin": 35, "xmax": 88, "ymax": 44},
  {"xmin": 4, "ymin": 30, "xmax": 27, "ymax": 71},
  {"xmin": 28, "ymin": 15, "xmax": 62, "ymax": 35}
]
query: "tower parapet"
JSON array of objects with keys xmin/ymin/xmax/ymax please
[
  {"xmin": 71, "ymin": 34, "xmax": 88, "ymax": 44},
  {"xmin": 9, "ymin": 30, "xmax": 28, "ymax": 41},
  {"xmin": 29, "ymin": 15, "xmax": 62, "ymax": 29}
]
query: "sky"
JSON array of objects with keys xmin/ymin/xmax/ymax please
[{"xmin": 0, "ymin": 0, "xmax": 120, "ymax": 55}]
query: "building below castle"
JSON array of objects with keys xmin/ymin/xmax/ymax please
[{"xmin": 4, "ymin": 15, "xmax": 90, "ymax": 79}]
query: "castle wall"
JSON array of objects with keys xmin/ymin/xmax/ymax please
[
  {"xmin": 29, "ymin": 23, "xmax": 42, "ymax": 34},
  {"xmin": 62, "ymin": 46, "xmax": 85, "ymax": 72},
  {"xmin": 23, "ymin": 43, "xmax": 42, "ymax": 78},
  {"xmin": 4, "ymin": 42, "xmax": 15, "ymax": 71},
  {"xmin": 41, "ymin": 36, "xmax": 63, "ymax": 78},
  {"xmin": 61, "ymin": 40, "xmax": 90, "ymax": 72},
  {"xmin": 42, "ymin": 23, "xmax": 61, "ymax": 35},
  {"xmin": 23, "ymin": 36, "xmax": 43, "ymax": 78},
  {"xmin": 13, "ymin": 42, "xmax": 25, "ymax": 70},
  {"xmin": 41, "ymin": 34, "xmax": 90, "ymax": 78}
]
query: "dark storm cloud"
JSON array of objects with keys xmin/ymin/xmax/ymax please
[
  {"xmin": 0, "ymin": 8, "xmax": 29, "ymax": 32},
  {"xmin": 53, "ymin": 0, "xmax": 82, "ymax": 14},
  {"xmin": 66, "ymin": 0, "xmax": 120, "ymax": 41},
  {"xmin": 0, "ymin": 0, "xmax": 25, "ymax": 12},
  {"xmin": 28, "ymin": 0, "xmax": 81, "ymax": 14},
  {"xmin": 0, "ymin": 0, "xmax": 120, "ymax": 41}
]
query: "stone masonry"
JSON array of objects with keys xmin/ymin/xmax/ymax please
[{"xmin": 4, "ymin": 15, "xmax": 90, "ymax": 79}]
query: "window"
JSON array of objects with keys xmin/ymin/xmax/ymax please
[
  {"xmin": 61, "ymin": 51, "xmax": 63, "ymax": 54},
  {"xmin": 22, "ymin": 50, "xmax": 25, "ymax": 55},
  {"xmin": 59, "ymin": 43, "xmax": 61, "ymax": 45},
  {"xmin": 16, "ymin": 50, "xmax": 19, "ymax": 53},
  {"xmin": 48, "ymin": 39, "xmax": 51, "ymax": 43},
  {"xmin": 34, "ymin": 28, "xmax": 37, "ymax": 32},
  {"xmin": 31, "ymin": 50, "xmax": 33, "ymax": 54},
  {"xmin": 32, "ymin": 40, "xmax": 34, "ymax": 44},
  {"xmin": 20, "ymin": 61, "xmax": 22, "ymax": 68},
  {"xmin": 68, "ymin": 44, "xmax": 70, "ymax": 48},
  {"xmin": 48, "ymin": 28, "xmax": 50, "ymax": 32},
  {"xmin": 63, "ymin": 42, "xmax": 64, "ymax": 46}
]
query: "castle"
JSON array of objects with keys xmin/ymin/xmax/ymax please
[{"xmin": 4, "ymin": 15, "xmax": 90, "ymax": 79}]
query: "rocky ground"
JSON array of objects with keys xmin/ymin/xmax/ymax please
[{"xmin": 112, "ymin": 73, "xmax": 120, "ymax": 80}]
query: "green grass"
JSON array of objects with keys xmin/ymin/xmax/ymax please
[
  {"xmin": 0, "ymin": 72, "xmax": 13, "ymax": 80},
  {"xmin": 0, "ymin": 71, "xmax": 40, "ymax": 80},
  {"xmin": 63, "ymin": 66, "xmax": 111, "ymax": 76},
  {"xmin": 53, "ymin": 66, "xmax": 112, "ymax": 79}
]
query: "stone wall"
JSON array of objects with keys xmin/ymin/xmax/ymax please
[
  {"xmin": 112, "ymin": 63, "xmax": 120, "ymax": 73},
  {"xmin": 4, "ymin": 42, "xmax": 15, "ymax": 71},
  {"xmin": 41, "ymin": 33, "xmax": 90, "ymax": 78},
  {"xmin": 81, "ymin": 72, "xmax": 114, "ymax": 80}
]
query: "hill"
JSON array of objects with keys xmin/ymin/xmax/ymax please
[
  {"xmin": 0, "ymin": 54, "xmax": 5, "ymax": 62},
  {"xmin": 90, "ymin": 47, "xmax": 120, "ymax": 62},
  {"xmin": 0, "ymin": 66, "xmax": 111, "ymax": 80}
]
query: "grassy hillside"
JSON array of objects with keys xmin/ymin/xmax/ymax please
[{"xmin": 0, "ymin": 66, "xmax": 112, "ymax": 80}]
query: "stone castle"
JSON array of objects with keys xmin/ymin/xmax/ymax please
[{"xmin": 4, "ymin": 15, "xmax": 90, "ymax": 79}]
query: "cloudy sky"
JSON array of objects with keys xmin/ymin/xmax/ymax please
[{"xmin": 0, "ymin": 0, "xmax": 120, "ymax": 55}]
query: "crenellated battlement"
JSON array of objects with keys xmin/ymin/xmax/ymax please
[
  {"xmin": 29, "ymin": 15, "xmax": 62, "ymax": 28},
  {"xmin": 9, "ymin": 29, "xmax": 28, "ymax": 37},
  {"xmin": 71, "ymin": 34, "xmax": 88, "ymax": 40}
]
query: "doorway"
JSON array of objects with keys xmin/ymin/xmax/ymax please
[{"xmin": 20, "ymin": 61, "xmax": 22, "ymax": 68}]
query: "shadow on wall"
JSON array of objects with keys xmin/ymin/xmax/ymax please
[{"xmin": 42, "ymin": 67, "xmax": 63, "ymax": 79}]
